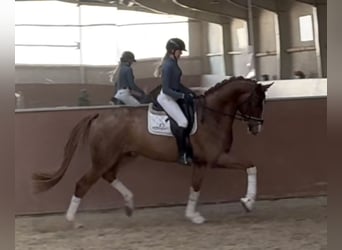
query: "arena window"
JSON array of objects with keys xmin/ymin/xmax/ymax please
[
  {"xmin": 15, "ymin": 1, "xmax": 189, "ymax": 65},
  {"xmin": 299, "ymin": 15, "xmax": 314, "ymax": 42}
]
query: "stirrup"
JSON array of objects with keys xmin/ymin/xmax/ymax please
[{"xmin": 178, "ymin": 154, "xmax": 192, "ymax": 166}]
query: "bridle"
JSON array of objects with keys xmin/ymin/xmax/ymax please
[{"xmin": 195, "ymin": 87, "xmax": 264, "ymax": 125}]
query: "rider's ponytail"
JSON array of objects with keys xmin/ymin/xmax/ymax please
[
  {"xmin": 109, "ymin": 63, "xmax": 122, "ymax": 91},
  {"xmin": 153, "ymin": 52, "xmax": 168, "ymax": 78}
]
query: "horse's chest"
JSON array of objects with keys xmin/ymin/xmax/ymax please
[{"xmin": 193, "ymin": 139, "xmax": 227, "ymax": 163}]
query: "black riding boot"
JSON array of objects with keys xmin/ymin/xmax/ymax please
[{"xmin": 174, "ymin": 127, "xmax": 192, "ymax": 166}]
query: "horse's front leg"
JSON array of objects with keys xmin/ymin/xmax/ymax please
[
  {"xmin": 185, "ymin": 165, "xmax": 206, "ymax": 224},
  {"xmin": 216, "ymin": 153, "xmax": 257, "ymax": 212}
]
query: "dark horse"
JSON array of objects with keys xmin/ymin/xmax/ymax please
[
  {"xmin": 109, "ymin": 85, "xmax": 162, "ymax": 105},
  {"xmin": 33, "ymin": 76, "xmax": 273, "ymax": 225}
]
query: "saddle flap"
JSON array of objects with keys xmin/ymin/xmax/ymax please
[{"xmin": 147, "ymin": 103, "xmax": 197, "ymax": 137}]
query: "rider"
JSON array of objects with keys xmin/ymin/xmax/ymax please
[
  {"xmin": 155, "ymin": 38, "xmax": 195, "ymax": 165},
  {"xmin": 110, "ymin": 51, "xmax": 145, "ymax": 105}
]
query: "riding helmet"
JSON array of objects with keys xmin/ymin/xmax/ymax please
[
  {"xmin": 120, "ymin": 51, "xmax": 136, "ymax": 63},
  {"xmin": 166, "ymin": 38, "xmax": 187, "ymax": 52}
]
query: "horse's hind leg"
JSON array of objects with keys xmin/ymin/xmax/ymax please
[
  {"xmin": 102, "ymin": 157, "xmax": 134, "ymax": 217},
  {"xmin": 65, "ymin": 165, "xmax": 106, "ymax": 226},
  {"xmin": 185, "ymin": 165, "xmax": 206, "ymax": 224}
]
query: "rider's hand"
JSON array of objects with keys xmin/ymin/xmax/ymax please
[
  {"xmin": 184, "ymin": 93, "xmax": 193, "ymax": 102},
  {"xmin": 188, "ymin": 92, "xmax": 196, "ymax": 98}
]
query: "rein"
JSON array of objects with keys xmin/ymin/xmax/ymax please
[
  {"xmin": 194, "ymin": 92, "xmax": 264, "ymax": 124},
  {"xmin": 202, "ymin": 105, "xmax": 263, "ymax": 123}
]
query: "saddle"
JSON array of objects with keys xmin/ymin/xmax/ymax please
[{"xmin": 147, "ymin": 99, "xmax": 197, "ymax": 137}]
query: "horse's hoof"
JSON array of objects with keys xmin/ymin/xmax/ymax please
[
  {"xmin": 240, "ymin": 197, "xmax": 255, "ymax": 212},
  {"xmin": 73, "ymin": 222, "xmax": 84, "ymax": 229},
  {"xmin": 66, "ymin": 220, "xmax": 84, "ymax": 230},
  {"xmin": 186, "ymin": 212, "xmax": 206, "ymax": 224},
  {"xmin": 124, "ymin": 205, "xmax": 133, "ymax": 217},
  {"xmin": 124, "ymin": 199, "xmax": 134, "ymax": 217}
]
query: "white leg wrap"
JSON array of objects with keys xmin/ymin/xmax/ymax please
[
  {"xmin": 240, "ymin": 166, "xmax": 257, "ymax": 212},
  {"xmin": 246, "ymin": 166, "xmax": 257, "ymax": 199},
  {"xmin": 185, "ymin": 187, "xmax": 205, "ymax": 224},
  {"xmin": 111, "ymin": 179, "xmax": 133, "ymax": 200},
  {"xmin": 66, "ymin": 195, "xmax": 81, "ymax": 221},
  {"xmin": 111, "ymin": 179, "xmax": 134, "ymax": 216},
  {"xmin": 186, "ymin": 187, "xmax": 199, "ymax": 215}
]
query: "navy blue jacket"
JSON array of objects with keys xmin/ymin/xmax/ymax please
[
  {"xmin": 162, "ymin": 57, "xmax": 189, "ymax": 100},
  {"xmin": 115, "ymin": 63, "xmax": 144, "ymax": 95}
]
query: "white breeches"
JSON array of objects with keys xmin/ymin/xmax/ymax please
[
  {"xmin": 157, "ymin": 91, "xmax": 188, "ymax": 128},
  {"xmin": 115, "ymin": 89, "xmax": 140, "ymax": 105}
]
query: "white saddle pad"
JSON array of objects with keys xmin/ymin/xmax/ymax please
[{"xmin": 147, "ymin": 103, "xmax": 198, "ymax": 137}]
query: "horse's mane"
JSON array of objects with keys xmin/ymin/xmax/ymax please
[{"xmin": 204, "ymin": 76, "xmax": 257, "ymax": 96}]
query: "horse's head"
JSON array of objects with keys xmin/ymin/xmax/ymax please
[{"xmin": 237, "ymin": 82, "xmax": 273, "ymax": 135}]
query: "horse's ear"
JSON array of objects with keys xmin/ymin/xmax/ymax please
[{"xmin": 261, "ymin": 82, "xmax": 274, "ymax": 92}]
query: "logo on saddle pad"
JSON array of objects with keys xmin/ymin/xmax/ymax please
[{"xmin": 147, "ymin": 103, "xmax": 198, "ymax": 137}]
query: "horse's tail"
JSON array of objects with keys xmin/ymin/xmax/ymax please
[{"xmin": 32, "ymin": 113, "xmax": 99, "ymax": 193}]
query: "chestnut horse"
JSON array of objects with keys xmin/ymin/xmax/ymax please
[{"xmin": 33, "ymin": 76, "xmax": 273, "ymax": 225}]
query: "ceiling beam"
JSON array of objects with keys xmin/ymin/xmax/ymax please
[
  {"xmin": 17, "ymin": 0, "xmax": 230, "ymax": 22},
  {"xmin": 227, "ymin": 0, "xmax": 277, "ymax": 12},
  {"xmin": 134, "ymin": 0, "xmax": 230, "ymax": 24},
  {"xmin": 295, "ymin": 0, "xmax": 326, "ymax": 6},
  {"xmin": 175, "ymin": 0, "xmax": 247, "ymax": 19}
]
